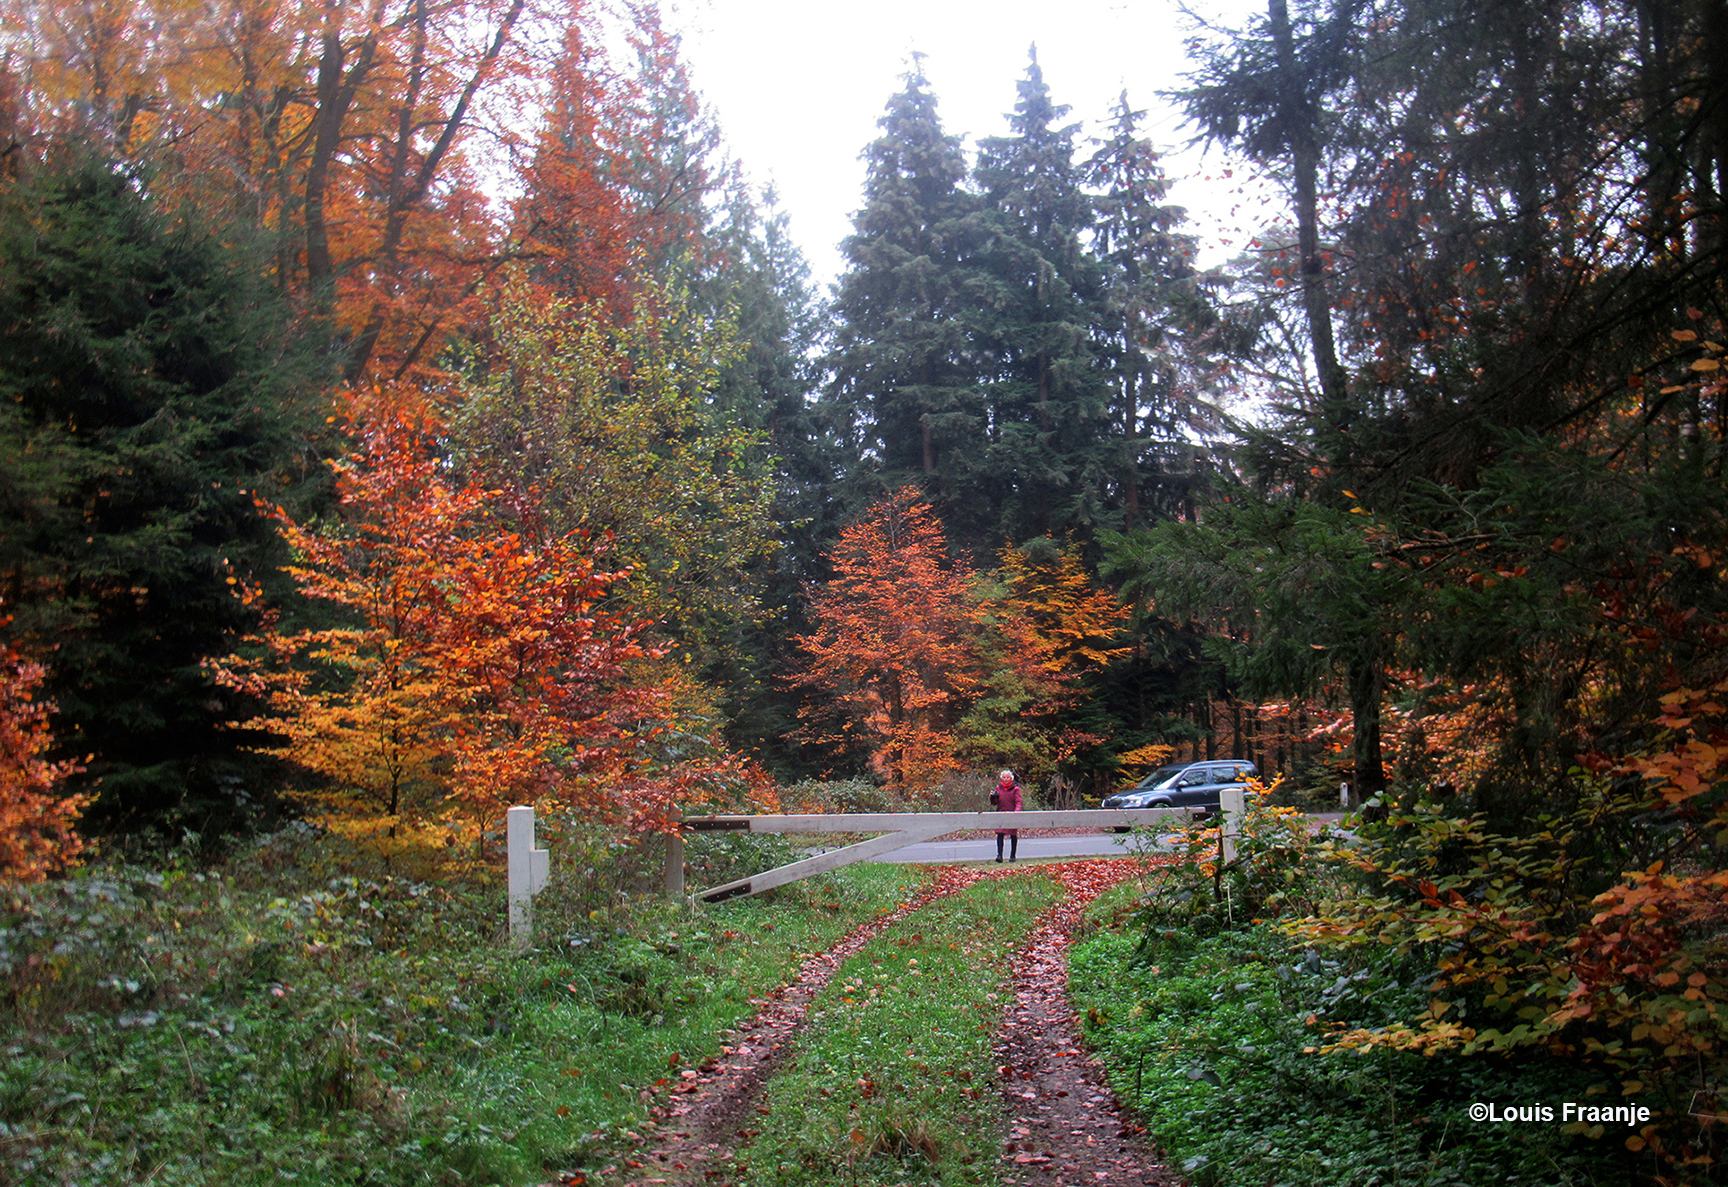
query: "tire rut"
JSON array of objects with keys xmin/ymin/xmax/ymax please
[
  {"xmin": 994, "ymin": 861, "xmax": 1181, "ymax": 1187},
  {"xmin": 605, "ymin": 865, "xmax": 991, "ymax": 1187}
]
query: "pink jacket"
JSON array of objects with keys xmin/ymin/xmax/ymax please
[{"xmin": 994, "ymin": 779, "xmax": 1023, "ymax": 832}]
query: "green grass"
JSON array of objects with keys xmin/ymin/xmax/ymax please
[
  {"xmin": 0, "ymin": 827, "xmax": 924, "ymax": 1186},
  {"xmin": 1067, "ymin": 882, "xmax": 1632, "ymax": 1187},
  {"xmin": 739, "ymin": 870, "xmax": 1061, "ymax": 1187}
]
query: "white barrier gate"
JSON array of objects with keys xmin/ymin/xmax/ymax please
[
  {"xmin": 673, "ymin": 807, "xmax": 1220, "ymax": 903},
  {"xmin": 506, "ymin": 800, "xmax": 1248, "ymax": 942}
]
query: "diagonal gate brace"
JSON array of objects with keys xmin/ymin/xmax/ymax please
[{"xmin": 697, "ymin": 822, "xmax": 953, "ymax": 903}]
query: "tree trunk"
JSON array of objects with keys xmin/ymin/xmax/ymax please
[
  {"xmin": 1268, "ymin": 0, "xmax": 1348, "ymax": 424},
  {"xmin": 1348, "ymin": 658, "xmax": 1386, "ymax": 806}
]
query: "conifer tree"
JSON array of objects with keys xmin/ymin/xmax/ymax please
[
  {"xmin": 827, "ymin": 58, "xmax": 982, "ymax": 516},
  {"xmin": 1087, "ymin": 92, "xmax": 1232, "ymax": 527},
  {"xmin": 696, "ymin": 183, "xmax": 840, "ymax": 768},
  {"xmin": 0, "ymin": 155, "xmax": 327, "ymax": 837},
  {"xmin": 968, "ymin": 48, "xmax": 1113, "ymax": 551}
]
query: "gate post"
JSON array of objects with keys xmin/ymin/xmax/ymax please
[
  {"xmin": 1219, "ymin": 788, "xmax": 1246, "ymax": 866},
  {"xmin": 507, "ymin": 805, "xmax": 550, "ymax": 950}
]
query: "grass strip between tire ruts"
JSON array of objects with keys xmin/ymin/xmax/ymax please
[{"xmin": 737, "ymin": 869, "xmax": 1061, "ymax": 1187}]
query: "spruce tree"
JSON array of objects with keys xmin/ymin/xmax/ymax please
[
  {"xmin": 0, "ymin": 155, "xmax": 328, "ymax": 839},
  {"xmin": 969, "ymin": 48, "xmax": 1112, "ymax": 551},
  {"xmin": 827, "ymin": 58, "xmax": 982, "ymax": 519},
  {"xmin": 1087, "ymin": 91, "xmax": 1232, "ymax": 528},
  {"xmin": 698, "ymin": 183, "xmax": 840, "ymax": 771}
]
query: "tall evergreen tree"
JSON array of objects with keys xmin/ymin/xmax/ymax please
[
  {"xmin": 698, "ymin": 183, "xmax": 841, "ymax": 770},
  {"xmin": 827, "ymin": 58, "xmax": 982, "ymax": 521},
  {"xmin": 1087, "ymin": 91, "xmax": 1233, "ymax": 527},
  {"xmin": 968, "ymin": 48, "xmax": 1112, "ymax": 551},
  {"xmin": 1123, "ymin": 0, "xmax": 1728, "ymax": 814},
  {"xmin": 0, "ymin": 155, "xmax": 328, "ymax": 838}
]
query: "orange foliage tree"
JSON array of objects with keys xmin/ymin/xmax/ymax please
[
  {"xmin": 513, "ymin": 0, "xmax": 717, "ymax": 315},
  {"xmin": 1, "ymin": 0, "xmax": 536, "ymax": 382},
  {"xmin": 1291, "ymin": 682, "xmax": 1728, "ymax": 1167},
  {"xmin": 789, "ymin": 495, "xmax": 1133, "ymax": 789},
  {"xmin": 209, "ymin": 389, "xmax": 701, "ymax": 849},
  {"xmin": 956, "ymin": 539, "xmax": 1130, "ymax": 779},
  {"xmin": 788, "ymin": 488, "xmax": 987, "ymax": 789},
  {"xmin": 0, "ymin": 627, "xmax": 87, "ymax": 881}
]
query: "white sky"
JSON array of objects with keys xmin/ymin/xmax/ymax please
[{"xmin": 667, "ymin": 0, "xmax": 1277, "ymax": 293}]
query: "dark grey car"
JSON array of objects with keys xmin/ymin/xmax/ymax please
[{"xmin": 1102, "ymin": 759, "xmax": 1259, "ymax": 817}]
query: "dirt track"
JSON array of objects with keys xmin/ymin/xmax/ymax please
[{"xmin": 592, "ymin": 860, "xmax": 1179, "ymax": 1187}]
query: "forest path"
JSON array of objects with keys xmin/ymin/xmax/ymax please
[
  {"xmin": 604, "ymin": 860, "xmax": 1178, "ymax": 1187},
  {"xmin": 995, "ymin": 861, "xmax": 1181, "ymax": 1187},
  {"xmin": 611, "ymin": 865, "xmax": 992, "ymax": 1187}
]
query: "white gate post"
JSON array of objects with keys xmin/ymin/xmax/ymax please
[
  {"xmin": 1219, "ymin": 788, "xmax": 1246, "ymax": 866},
  {"xmin": 507, "ymin": 805, "xmax": 550, "ymax": 950}
]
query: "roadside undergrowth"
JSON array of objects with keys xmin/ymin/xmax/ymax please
[{"xmin": 0, "ymin": 828, "xmax": 924, "ymax": 1186}]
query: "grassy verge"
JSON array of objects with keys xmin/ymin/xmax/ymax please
[
  {"xmin": 740, "ymin": 870, "xmax": 1060, "ymax": 1187},
  {"xmin": 1068, "ymin": 880, "xmax": 1629, "ymax": 1187},
  {"xmin": 1, "ymin": 827, "xmax": 924, "ymax": 1186}
]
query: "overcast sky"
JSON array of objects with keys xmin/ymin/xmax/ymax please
[{"xmin": 667, "ymin": 0, "xmax": 1274, "ymax": 293}]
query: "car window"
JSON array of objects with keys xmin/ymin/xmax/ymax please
[{"xmin": 1138, "ymin": 763, "xmax": 1187, "ymax": 788}]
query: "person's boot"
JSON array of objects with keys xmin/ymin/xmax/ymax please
[
  {"xmin": 1009, "ymin": 835, "xmax": 1018, "ymax": 862},
  {"xmin": 995, "ymin": 836, "xmax": 1004, "ymax": 863}
]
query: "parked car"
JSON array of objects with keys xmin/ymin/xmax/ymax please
[{"xmin": 1102, "ymin": 759, "xmax": 1259, "ymax": 824}]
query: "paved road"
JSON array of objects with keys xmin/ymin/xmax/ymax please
[
  {"xmin": 785, "ymin": 811, "xmax": 1352, "ymax": 868},
  {"xmin": 880, "ymin": 831, "xmax": 1168, "ymax": 864},
  {"xmin": 874, "ymin": 811, "xmax": 1351, "ymax": 864}
]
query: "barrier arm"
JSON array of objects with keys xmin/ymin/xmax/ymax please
[{"xmin": 682, "ymin": 808, "xmax": 1197, "ymax": 902}]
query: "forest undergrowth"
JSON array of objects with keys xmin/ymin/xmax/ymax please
[{"xmin": 0, "ymin": 825, "xmax": 923, "ymax": 1186}]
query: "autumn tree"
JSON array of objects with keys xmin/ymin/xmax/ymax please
[
  {"xmin": 956, "ymin": 537, "xmax": 1129, "ymax": 782},
  {"xmin": 513, "ymin": 0, "xmax": 720, "ymax": 318},
  {"xmin": 0, "ymin": 628, "xmax": 87, "ymax": 881},
  {"xmin": 788, "ymin": 489, "xmax": 986, "ymax": 788},
  {"xmin": 212, "ymin": 388, "xmax": 682, "ymax": 847},
  {"xmin": 1, "ymin": 0, "xmax": 534, "ymax": 381},
  {"xmin": 445, "ymin": 279, "xmax": 778, "ymax": 670}
]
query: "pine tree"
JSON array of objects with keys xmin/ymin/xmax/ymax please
[
  {"xmin": 969, "ymin": 48, "xmax": 1112, "ymax": 551},
  {"xmin": 827, "ymin": 58, "xmax": 982, "ymax": 516}
]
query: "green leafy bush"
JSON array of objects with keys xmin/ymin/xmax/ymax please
[{"xmin": 1070, "ymin": 912, "xmax": 1628, "ymax": 1187}]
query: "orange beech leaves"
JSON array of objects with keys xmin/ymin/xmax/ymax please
[
  {"xmin": 789, "ymin": 488, "xmax": 984, "ymax": 788},
  {"xmin": 210, "ymin": 388, "xmax": 689, "ymax": 845},
  {"xmin": 514, "ymin": 1, "xmax": 716, "ymax": 317},
  {"xmin": 2, "ymin": 0, "xmax": 718, "ymax": 381},
  {"xmin": 1290, "ymin": 683, "xmax": 1728, "ymax": 1163},
  {"xmin": 0, "ymin": 626, "xmax": 87, "ymax": 881},
  {"xmin": 789, "ymin": 493, "xmax": 1131, "ymax": 788},
  {"xmin": 0, "ymin": 0, "xmax": 537, "ymax": 381}
]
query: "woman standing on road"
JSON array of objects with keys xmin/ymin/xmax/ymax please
[{"xmin": 992, "ymin": 769, "xmax": 1023, "ymax": 862}]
